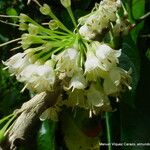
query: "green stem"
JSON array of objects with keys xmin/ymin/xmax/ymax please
[
  {"xmin": 105, "ymin": 112, "xmax": 112, "ymax": 150},
  {"xmin": 47, "ymin": 11, "xmax": 72, "ymax": 34},
  {"xmin": 67, "ymin": 7, "xmax": 77, "ymax": 28},
  {"xmin": 0, "ymin": 38, "xmax": 21, "ymax": 47}
]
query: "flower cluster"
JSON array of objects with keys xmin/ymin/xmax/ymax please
[
  {"xmin": 2, "ymin": 0, "xmax": 132, "ymax": 119},
  {"xmin": 78, "ymin": 0, "xmax": 130, "ymax": 40}
]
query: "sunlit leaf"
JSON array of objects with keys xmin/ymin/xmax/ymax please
[{"xmin": 37, "ymin": 120, "xmax": 56, "ymax": 150}]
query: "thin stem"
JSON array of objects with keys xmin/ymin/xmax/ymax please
[
  {"xmin": 1, "ymin": 114, "xmax": 16, "ymax": 132},
  {"xmin": 105, "ymin": 112, "xmax": 112, "ymax": 150},
  {"xmin": 67, "ymin": 7, "xmax": 77, "ymax": 28},
  {"xmin": 0, "ymin": 38, "xmax": 21, "ymax": 47},
  {"xmin": 0, "ymin": 20, "xmax": 19, "ymax": 27},
  {"xmin": 130, "ymin": 11, "xmax": 150, "ymax": 31},
  {"xmin": 10, "ymin": 45, "xmax": 22, "ymax": 51},
  {"xmin": 48, "ymin": 11, "xmax": 72, "ymax": 34},
  {"xmin": 27, "ymin": 13, "xmax": 72, "ymax": 35},
  {"xmin": 139, "ymin": 11, "xmax": 150, "ymax": 20},
  {"xmin": 32, "ymin": 0, "xmax": 42, "ymax": 7},
  {"xmin": 0, "ymin": 114, "xmax": 14, "ymax": 124},
  {"xmin": 0, "ymin": 15, "xmax": 19, "ymax": 18}
]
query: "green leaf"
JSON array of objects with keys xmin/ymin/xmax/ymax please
[
  {"xmin": 120, "ymin": 35, "xmax": 140, "ymax": 107},
  {"xmin": 146, "ymin": 48, "xmax": 150, "ymax": 60},
  {"xmin": 61, "ymin": 109, "xmax": 100, "ymax": 150},
  {"xmin": 37, "ymin": 120, "xmax": 56, "ymax": 150},
  {"xmin": 132, "ymin": 0, "xmax": 145, "ymax": 19},
  {"xmin": 122, "ymin": 0, "xmax": 145, "ymax": 42},
  {"xmin": 6, "ymin": 8, "xmax": 18, "ymax": 23},
  {"xmin": 123, "ymin": 0, "xmax": 145, "ymax": 21}
]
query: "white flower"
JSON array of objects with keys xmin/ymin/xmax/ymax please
[
  {"xmin": 55, "ymin": 47, "xmax": 79, "ymax": 78},
  {"xmin": 3, "ymin": 53, "xmax": 29, "ymax": 75},
  {"xmin": 18, "ymin": 60, "xmax": 55, "ymax": 92},
  {"xmin": 78, "ymin": 0, "xmax": 121, "ymax": 40},
  {"xmin": 67, "ymin": 71, "xmax": 87, "ymax": 91},
  {"xmin": 92, "ymin": 42, "xmax": 121, "ymax": 71},
  {"xmin": 86, "ymin": 82, "xmax": 110, "ymax": 107},
  {"xmin": 84, "ymin": 49, "xmax": 107, "ymax": 80},
  {"xmin": 103, "ymin": 67, "xmax": 132, "ymax": 96},
  {"xmin": 79, "ymin": 25, "xmax": 96, "ymax": 40},
  {"xmin": 113, "ymin": 19, "xmax": 130, "ymax": 36},
  {"xmin": 17, "ymin": 64, "xmax": 38, "ymax": 82},
  {"xmin": 85, "ymin": 50, "xmax": 100, "ymax": 72}
]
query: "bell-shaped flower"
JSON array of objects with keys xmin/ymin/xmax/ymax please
[
  {"xmin": 103, "ymin": 67, "xmax": 132, "ymax": 96},
  {"xmin": 84, "ymin": 49, "xmax": 107, "ymax": 80},
  {"xmin": 3, "ymin": 53, "xmax": 30, "ymax": 76},
  {"xmin": 67, "ymin": 70, "xmax": 87, "ymax": 91},
  {"xmin": 86, "ymin": 82, "xmax": 110, "ymax": 108},
  {"xmin": 92, "ymin": 42, "xmax": 121, "ymax": 71},
  {"xmin": 18, "ymin": 60, "xmax": 56, "ymax": 92},
  {"xmin": 28, "ymin": 23, "xmax": 39, "ymax": 35},
  {"xmin": 55, "ymin": 47, "xmax": 79, "ymax": 78},
  {"xmin": 113, "ymin": 19, "xmax": 130, "ymax": 37},
  {"xmin": 79, "ymin": 25, "xmax": 96, "ymax": 40}
]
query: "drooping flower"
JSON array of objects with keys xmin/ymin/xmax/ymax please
[
  {"xmin": 79, "ymin": 25, "xmax": 96, "ymax": 40},
  {"xmin": 92, "ymin": 42, "xmax": 121, "ymax": 71},
  {"xmin": 17, "ymin": 60, "xmax": 56, "ymax": 92},
  {"xmin": 86, "ymin": 82, "xmax": 110, "ymax": 108},
  {"xmin": 2, "ymin": 53, "xmax": 30, "ymax": 75},
  {"xmin": 1, "ymin": 0, "xmax": 132, "ymax": 116},
  {"xmin": 55, "ymin": 47, "xmax": 79, "ymax": 78},
  {"xmin": 84, "ymin": 47, "xmax": 107, "ymax": 80},
  {"xmin": 64, "ymin": 89, "xmax": 87, "ymax": 108},
  {"xmin": 67, "ymin": 70, "xmax": 87, "ymax": 91},
  {"xmin": 112, "ymin": 19, "xmax": 130, "ymax": 36},
  {"xmin": 103, "ymin": 67, "xmax": 132, "ymax": 96}
]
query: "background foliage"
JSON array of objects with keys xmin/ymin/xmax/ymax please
[{"xmin": 0, "ymin": 0, "xmax": 150, "ymax": 150}]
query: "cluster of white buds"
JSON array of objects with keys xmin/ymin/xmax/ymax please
[
  {"xmin": 78, "ymin": 0, "xmax": 130, "ymax": 40},
  {"xmin": 2, "ymin": 0, "xmax": 132, "ymax": 119}
]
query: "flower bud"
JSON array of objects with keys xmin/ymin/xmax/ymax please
[
  {"xmin": 40, "ymin": 4, "xmax": 51, "ymax": 15},
  {"xmin": 19, "ymin": 13, "xmax": 30, "ymax": 23},
  {"xmin": 19, "ymin": 22, "xmax": 28, "ymax": 31},
  {"xmin": 49, "ymin": 20, "xmax": 59, "ymax": 30},
  {"xmin": 60, "ymin": 0, "xmax": 71, "ymax": 8},
  {"xmin": 28, "ymin": 24, "xmax": 39, "ymax": 35}
]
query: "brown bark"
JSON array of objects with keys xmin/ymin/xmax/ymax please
[{"xmin": 1, "ymin": 86, "xmax": 61, "ymax": 150}]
